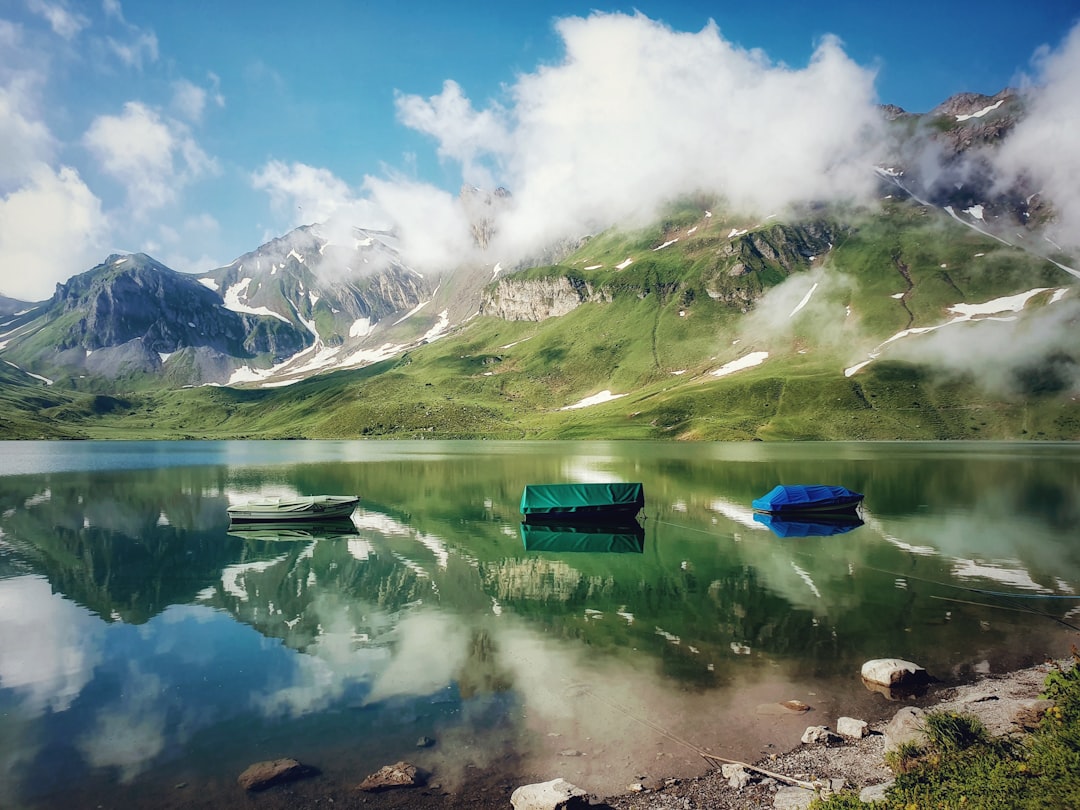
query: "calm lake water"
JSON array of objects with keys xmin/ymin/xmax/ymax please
[{"xmin": 1, "ymin": 440, "xmax": 1078, "ymax": 808}]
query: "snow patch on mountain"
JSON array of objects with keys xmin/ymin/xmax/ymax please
[
  {"xmin": 422, "ymin": 310, "xmax": 451, "ymax": 343},
  {"xmin": 561, "ymin": 390, "xmax": 625, "ymax": 410},
  {"xmin": 222, "ymin": 278, "xmax": 290, "ymax": 323},
  {"xmin": 845, "ymin": 287, "xmax": 1067, "ymax": 376},
  {"xmin": 955, "ymin": 99, "xmax": 1004, "ymax": 121},
  {"xmin": 788, "ymin": 283, "xmax": 818, "ymax": 318},
  {"xmin": 4, "ymin": 359, "xmax": 52, "ymax": 385},
  {"xmin": 711, "ymin": 351, "xmax": 768, "ymax": 378},
  {"xmin": 349, "ymin": 318, "xmax": 373, "ymax": 338}
]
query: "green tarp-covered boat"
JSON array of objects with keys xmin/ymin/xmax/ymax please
[{"xmin": 520, "ymin": 482, "xmax": 644, "ymax": 523}]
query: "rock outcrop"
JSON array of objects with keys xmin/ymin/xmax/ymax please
[{"xmin": 482, "ymin": 275, "xmax": 611, "ymax": 321}]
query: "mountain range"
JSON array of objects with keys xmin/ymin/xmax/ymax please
[{"xmin": 1, "ymin": 89, "xmax": 1077, "ymax": 440}]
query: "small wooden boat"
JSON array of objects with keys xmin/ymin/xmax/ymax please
[
  {"xmin": 227, "ymin": 495, "xmax": 359, "ymax": 523},
  {"xmin": 520, "ymin": 482, "xmax": 644, "ymax": 524},
  {"xmin": 751, "ymin": 485, "xmax": 863, "ymax": 516}
]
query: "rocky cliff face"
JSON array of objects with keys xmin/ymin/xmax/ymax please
[
  {"xmin": 880, "ymin": 89, "xmax": 1034, "ymax": 227},
  {"xmin": 1, "ymin": 222, "xmax": 435, "ymax": 386},
  {"xmin": 54, "ymin": 254, "xmax": 252, "ymax": 354},
  {"xmin": 481, "ymin": 274, "xmax": 612, "ymax": 321}
]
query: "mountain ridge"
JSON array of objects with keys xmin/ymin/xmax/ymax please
[{"xmin": 1, "ymin": 89, "xmax": 1077, "ymax": 440}]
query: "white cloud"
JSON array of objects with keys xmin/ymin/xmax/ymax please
[
  {"xmin": 170, "ymin": 79, "xmax": 206, "ymax": 122},
  {"xmin": 0, "ymin": 576, "xmax": 103, "ymax": 716},
  {"xmin": 26, "ymin": 0, "xmax": 89, "ymax": 40},
  {"xmin": 996, "ymin": 22, "xmax": 1080, "ymax": 253},
  {"xmin": 83, "ymin": 101, "xmax": 216, "ymax": 211},
  {"xmin": 252, "ymin": 159, "xmax": 366, "ymax": 226},
  {"xmin": 0, "ymin": 75, "xmax": 56, "ymax": 187},
  {"xmin": 364, "ymin": 175, "xmax": 476, "ymax": 270},
  {"xmin": 395, "ymin": 79, "xmax": 511, "ymax": 188},
  {"xmin": 393, "ymin": 13, "xmax": 883, "ymax": 264},
  {"xmin": 0, "ymin": 163, "xmax": 107, "ymax": 300},
  {"xmin": 98, "ymin": 0, "xmax": 159, "ymax": 69},
  {"xmin": 76, "ymin": 662, "xmax": 166, "ymax": 783},
  {"xmin": 171, "ymin": 75, "xmax": 225, "ymax": 123}
]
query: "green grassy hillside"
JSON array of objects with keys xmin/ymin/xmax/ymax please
[{"xmin": 5, "ymin": 198, "xmax": 1078, "ymax": 441}]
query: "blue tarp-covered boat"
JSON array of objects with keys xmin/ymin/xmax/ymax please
[
  {"xmin": 520, "ymin": 482, "xmax": 644, "ymax": 523},
  {"xmin": 751, "ymin": 484, "xmax": 863, "ymax": 515}
]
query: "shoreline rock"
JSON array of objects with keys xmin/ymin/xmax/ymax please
[{"xmin": 599, "ymin": 657, "xmax": 1072, "ymax": 810}]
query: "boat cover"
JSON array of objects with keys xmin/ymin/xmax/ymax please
[
  {"xmin": 520, "ymin": 482, "xmax": 644, "ymax": 517},
  {"xmin": 751, "ymin": 484, "xmax": 862, "ymax": 513}
]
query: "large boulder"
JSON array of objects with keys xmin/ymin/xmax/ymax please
[
  {"xmin": 510, "ymin": 778, "xmax": 591, "ymax": 810},
  {"xmin": 884, "ymin": 705, "xmax": 928, "ymax": 752},
  {"xmin": 861, "ymin": 659, "xmax": 930, "ymax": 688}
]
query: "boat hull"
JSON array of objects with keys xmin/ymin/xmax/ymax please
[
  {"xmin": 520, "ymin": 483, "xmax": 645, "ymax": 524},
  {"xmin": 751, "ymin": 485, "xmax": 863, "ymax": 516},
  {"xmin": 227, "ymin": 496, "xmax": 359, "ymax": 523}
]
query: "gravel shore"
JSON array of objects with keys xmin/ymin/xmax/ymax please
[{"xmin": 600, "ymin": 657, "xmax": 1071, "ymax": 810}]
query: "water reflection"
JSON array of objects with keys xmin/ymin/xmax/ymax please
[
  {"xmin": 753, "ymin": 512, "xmax": 865, "ymax": 538},
  {"xmin": 520, "ymin": 521, "xmax": 646, "ymax": 553},
  {"xmin": 0, "ymin": 440, "xmax": 1078, "ymax": 807}
]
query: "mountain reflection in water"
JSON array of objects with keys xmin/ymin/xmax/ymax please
[{"xmin": 0, "ymin": 439, "xmax": 1078, "ymax": 809}]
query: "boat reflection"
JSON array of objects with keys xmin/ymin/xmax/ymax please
[
  {"xmin": 520, "ymin": 521, "xmax": 645, "ymax": 553},
  {"xmin": 226, "ymin": 518, "xmax": 360, "ymax": 542},
  {"xmin": 752, "ymin": 512, "xmax": 865, "ymax": 538}
]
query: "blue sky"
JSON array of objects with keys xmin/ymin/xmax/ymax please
[{"xmin": 1, "ymin": 0, "xmax": 1078, "ymax": 300}]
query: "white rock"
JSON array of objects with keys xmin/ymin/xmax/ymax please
[
  {"xmin": 861, "ymin": 658, "xmax": 928, "ymax": 687},
  {"xmin": 722, "ymin": 763, "xmax": 751, "ymax": 788},
  {"xmin": 800, "ymin": 726, "xmax": 841, "ymax": 745},
  {"xmin": 837, "ymin": 716, "xmax": 869, "ymax": 738},
  {"xmin": 510, "ymin": 778, "xmax": 590, "ymax": 810}
]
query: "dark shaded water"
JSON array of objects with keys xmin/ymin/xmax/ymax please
[{"xmin": 1, "ymin": 440, "xmax": 1078, "ymax": 807}]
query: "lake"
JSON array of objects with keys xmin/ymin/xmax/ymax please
[{"xmin": 1, "ymin": 440, "xmax": 1078, "ymax": 808}]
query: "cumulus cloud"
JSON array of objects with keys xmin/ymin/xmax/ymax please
[
  {"xmin": 26, "ymin": 0, "xmax": 89, "ymax": 40},
  {"xmin": 0, "ymin": 163, "xmax": 108, "ymax": 300},
  {"xmin": 256, "ymin": 12, "xmax": 883, "ymax": 277},
  {"xmin": 0, "ymin": 75, "xmax": 56, "ymax": 187},
  {"xmin": 364, "ymin": 175, "xmax": 477, "ymax": 269},
  {"xmin": 995, "ymin": 22, "xmax": 1080, "ymax": 252},
  {"xmin": 396, "ymin": 79, "xmax": 511, "ymax": 189},
  {"xmin": 393, "ymin": 13, "xmax": 883, "ymax": 264},
  {"xmin": 252, "ymin": 159, "xmax": 372, "ymax": 226},
  {"xmin": 83, "ymin": 101, "xmax": 216, "ymax": 211}
]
